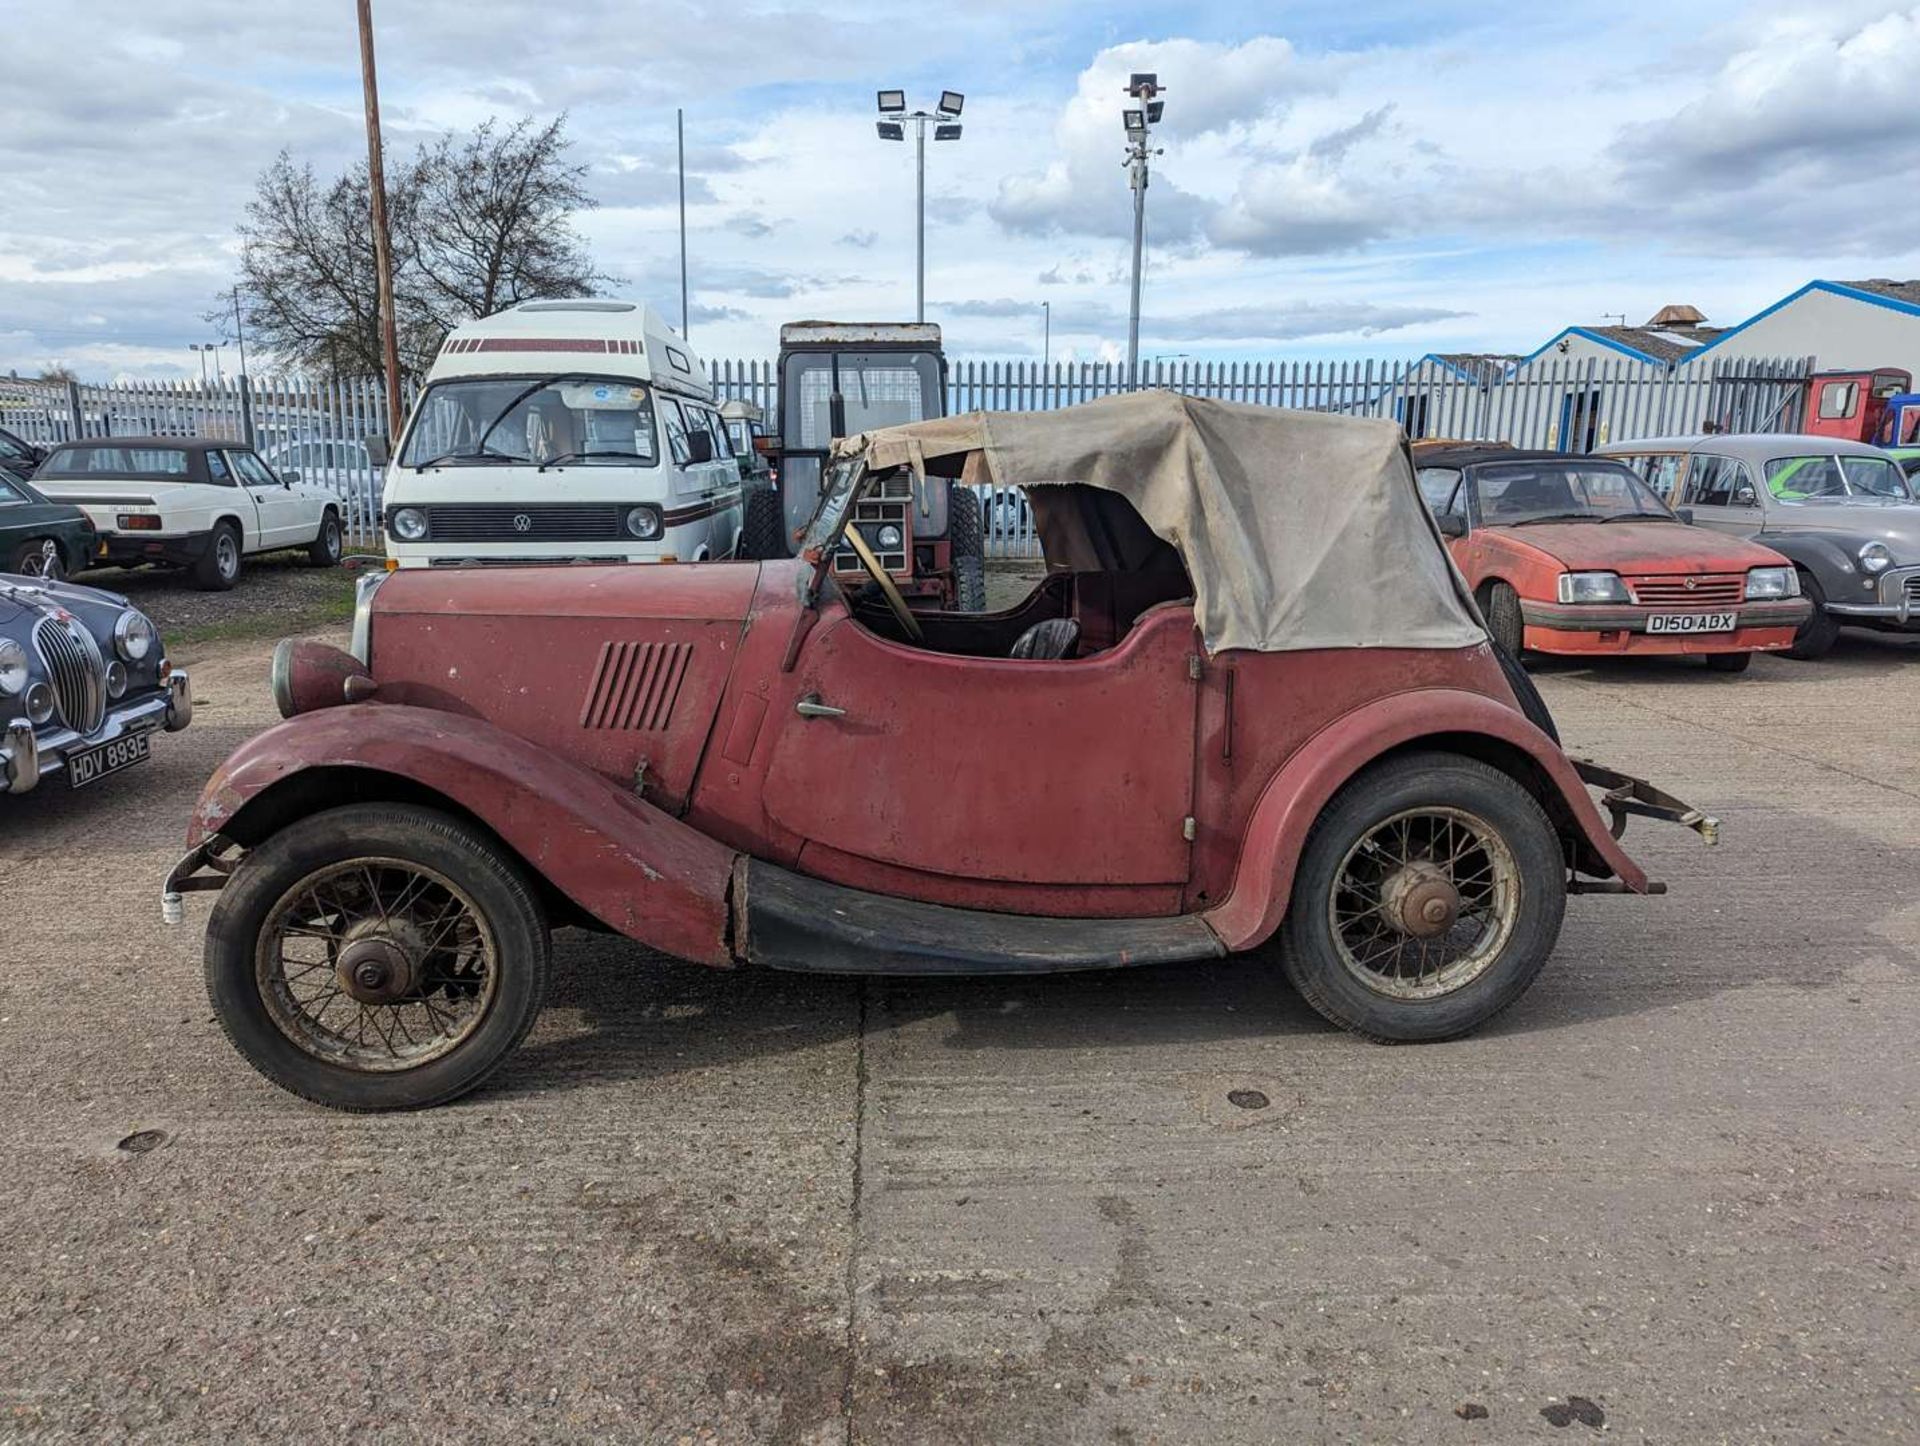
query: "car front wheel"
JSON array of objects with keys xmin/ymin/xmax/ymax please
[
  {"xmin": 204, "ymin": 803, "xmax": 551, "ymax": 1110},
  {"xmin": 8, "ymin": 537, "xmax": 64, "ymax": 580},
  {"xmin": 1786, "ymin": 570, "xmax": 1840, "ymax": 660},
  {"xmin": 1276, "ymin": 751, "xmax": 1567, "ymax": 1042}
]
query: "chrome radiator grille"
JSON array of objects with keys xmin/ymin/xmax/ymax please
[{"xmin": 33, "ymin": 615, "xmax": 107, "ymax": 735}]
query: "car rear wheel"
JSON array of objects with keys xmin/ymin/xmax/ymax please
[
  {"xmin": 1786, "ymin": 570, "xmax": 1839, "ymax": 660},
  {"xmin": 1704, "ymin": 651, "xmax": 1752, "ymax": 673},
  {"xmin": 204, "ymin": 803, "xmax": 551, "ymax": 1111},
  {"xmin": 1276, "ymin": 751, "xmax": 1566, "ymax": 1042},
  {"xmin": 306, "ymin": 509, "xmax": 342, "ymax": 567},
  {"xmin": 1482, "ymin": 581, "xmax": 1524, "ymax": 658},
  {"xmin": 193, "ymin": 521, "xmax": 242, "ymax": 591},
  {"xmin": 8, "ymin": 537, "xmax": 64, "ymax": 580}
]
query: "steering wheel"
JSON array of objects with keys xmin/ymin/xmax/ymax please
[{"xmin": 842, "ymin": 526, "xmax": 924, "ymax": 642}]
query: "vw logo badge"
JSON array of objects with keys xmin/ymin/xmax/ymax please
[
  {"xmin": 513, "ymin": 513, "xmax": 533, "ymax": 533},
  {"xmin": 1683, "ymin": 576, "xmax": 1698, "ymax": 591}
]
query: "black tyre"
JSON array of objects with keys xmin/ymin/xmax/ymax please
[
  {"xmin": 1704, "ymin": 651, "xmax": 1751, "ymax": 673},
  {"xmin": 1786, "ymin": 570, "xmax": 1840, "ymax": 660},
  {"xmin": 948, "ymin": 485, "xmax": 986, "ymax": 612},
  {"xmin": 306, "ymin": 509, "xmax": 343, "ymax": 567},
  {"xmin": 1275, "ymin": 751, "xmax": 1567, "ymax": 1042},
  {"xmin": 192, "ymin": 521, "xmax": 242, "ymax": 591},
  {"xmin": 1482, "ymin": 581, "xmax": 1524, "ymax": 658},
  {"xmin": 204, "ymin": 803, "xmax": 551, "ymax": 1111},
  {"xmin": 8, "ymin": 537, "xmax": 64, "ymax": 580},
  {"xmin": 737, "ymin": 480, "xmax": 788, "ymax": 559}
]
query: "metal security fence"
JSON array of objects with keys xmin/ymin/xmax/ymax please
[{"xmin": 3, "ymin": 353, "xmax": 1815, "ymax": 554}]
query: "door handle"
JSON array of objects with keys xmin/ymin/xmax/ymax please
[{"xmin": 795, "ymin": 694, "xmax": 846, "ymax": 719}]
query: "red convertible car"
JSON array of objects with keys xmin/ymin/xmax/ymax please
[
  {"xmin": 165, "ymin": 395, "xmax": 1715, "ymax": 1110},
  {"xmin": 1415, "ymin": 448, "xmax": 1810, "ymax": 672}
]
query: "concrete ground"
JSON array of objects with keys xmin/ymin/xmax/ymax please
[{"xmin": 1, "ymin": 627, "xmax": 1916, "ymax": 1443}]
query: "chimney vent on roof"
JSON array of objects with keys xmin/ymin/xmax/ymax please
[{"xmin": 1646, "ymin": 303, "xmax": 1707, "ymax": 329}]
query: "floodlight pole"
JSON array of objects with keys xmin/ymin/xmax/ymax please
[
  {"xmin": 876, "ymin": 90, "xmax": 961, "ymax": 324},
  {"xmin": 915, "ymin": 114, "xmax": 926, "ymax": 323},
  {"xmin": 1126, "ymin": 152, "xmax": 1146, "ymax": 389}
]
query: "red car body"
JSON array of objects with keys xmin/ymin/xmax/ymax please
[{"xmin": 1417, "ymin": 448, "xmax": 1810, "ymax": 660}]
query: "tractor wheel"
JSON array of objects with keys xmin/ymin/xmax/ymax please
[
  {"xmin": 738, "ymin": 481, "xmax": 788, "ymax": 560},
  {"xmin": 948, "ymin": 485, "xmax": 986, "ymax": 612}
]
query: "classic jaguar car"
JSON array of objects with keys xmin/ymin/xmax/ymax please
[
  {"xmin": 2, "ymin": 574, "xmax": 191, "ymax": 796},
  {"xmin": 1600, "ymin": 433, "xmax": 1920, "ymax": 658},
  {"xmin": 1415, "ymin": 448, "xmax": 1811, "ymax": 672},
  {"xmin": 0, "ymin": 465, "xmax": 95, "ymax": 580},
  {"xmin": 164, "ymin": 393, "xmax": 1716, "ymax": 1111},
  {"xmin": 32, "ymin": 437, "xmax": 343, "ymax": 591}
]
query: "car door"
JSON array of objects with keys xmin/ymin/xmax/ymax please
[
  {"xmin": 1678, "ymin": 453, "xmax": 1762, "ymax": 541},
  {"xmin": 229, "ymin": 449, "xmax": 308, "ymax": 550},
  {"xmin": 760, "ymin": 606, "xmax": 1201, "ymax": 890}
]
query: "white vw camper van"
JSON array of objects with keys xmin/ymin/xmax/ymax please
[{"xmin": 381, "ymin": 300, "xmax": 751, "ymax": 568}]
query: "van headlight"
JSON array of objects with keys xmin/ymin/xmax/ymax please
[
  {"xmin": 113, "ymin": 610, "xmax": 155, "ymax": 662},
  {"xmin": 1858, "ymin": 541, "xmax": 1893, "ymax": 574},
  {"xmin": 0, "ymin": 638, "xmax": 25, "ymax": 696},
  {"xmin": 625, "ymin": 505, "xmax": 664, "ymax": 540},
  {"xmin": 1556, "ymin": 571, "xmax": 1629, "ymax": 604},
  {"xmin": 1744, "ymin": 566, "xmax": 1798, "ymax": 599},
  {"xmin": 389, "ymin": 507, "xmax": 428, "ymax": 541}
]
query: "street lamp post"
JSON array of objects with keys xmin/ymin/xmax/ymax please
[
  {"xmin": 875, "ymin": 89, "xmax": 965, "ymax": 323},
  {"xmin": 1121, "ymin": 74, "xmax": 1166, "ymax": 389}
]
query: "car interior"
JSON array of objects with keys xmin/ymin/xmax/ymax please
[{"xmin": 840, "ymin": 478, "xmax": 1195, "ymax": 661}]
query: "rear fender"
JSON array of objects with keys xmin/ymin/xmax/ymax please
[
  {"xmin": 188, "ymin": 704, "xmax": 739, "ymax": 965},
  {"xmin": 1202, "ymin": 687, "xmax": 1648, "ymax": 952}
]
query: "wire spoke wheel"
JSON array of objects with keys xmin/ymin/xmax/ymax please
[
  {"xmin": 1327, "ymin": 805, "xmax": 1520, "ymax": 1001},
  {"xmin": 255, "ymin": 856, "xmax": 499, "ymax": 1072}
]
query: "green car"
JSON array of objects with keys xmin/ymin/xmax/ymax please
[
  {"xmin": 0, "ymin": 465, "xmax": 94, "ymax": 580},
  {"xmin": 1889, "ymin": 447, "xmax": 1920, "ymax": 487}
]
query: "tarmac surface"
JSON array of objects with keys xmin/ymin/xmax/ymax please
[{"xmin": 2, "ymin": 626, "xmax": 1916, "ymax": 1443}]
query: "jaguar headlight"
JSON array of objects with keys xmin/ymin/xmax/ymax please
[
  {"xmin": 1858, "ymin": 541, "xmax": 1893, "ymax": 574},
  {"xmin": 113, "ymin": 610, "xmax": 155, "ymax": 662},
  {"xmin": 389, "ymin": 506, "xmax": 428, "ymax": 541},
  {"xmin": 105, "ymin": 660, "xmax": 128, "ymax": 698},
  {"xmin": 625, "ymin": 505, "xmax": 664, "ymax": 541},
  {"xmin": 24, "ymin": 681, "xmax": 53, "ymax": 725},
  {"xmin": 1744, "ymin": 566, "xmax": 1798, "ymax": 600},
  {"xmin": 876, "ymin": 523, "xmax": 904, "ymax": 550},
  {"xmin": 0, "ymin": 638, "xmax": 25, "ymax": 696},
  {"xmin": 1556, "ymin": 571, "xmax": 1630, "ymax": 604}
]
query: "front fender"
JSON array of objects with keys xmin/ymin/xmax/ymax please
[
  {"xmin": 1202, "ymin": 687, "xmax": 1650, "ymax": 952},
  {"xmin": 1752, "ymin": 530, "xmax": 1860, "ymax": 590},
  {"xmin": 188, "ymin": 704, "xmax": 739, "ymax": 966}
]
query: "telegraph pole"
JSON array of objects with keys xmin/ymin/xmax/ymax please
[{"xmin": 355, "ymin": 0, "xmax": 404, "ymax": 438}]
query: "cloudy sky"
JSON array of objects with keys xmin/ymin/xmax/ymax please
[{"xmin": 3, "ymin": 0, "xmax": 1917, "ymax": 379}]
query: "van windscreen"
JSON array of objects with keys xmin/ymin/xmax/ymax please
[{"xmin": 399, "ymin": 375, "xmax": 660, "ymax": 469}]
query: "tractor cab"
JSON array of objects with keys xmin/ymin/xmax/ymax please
[
  {"xmin": 771, "ymin": 321, "xmax": 984, "ymax": 610},
  {"xmin": 1801, "ymin": 368, "xmax": 1918, "ymax": 445}
]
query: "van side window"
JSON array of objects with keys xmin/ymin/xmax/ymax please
[
  {"xmin": 660, "ymin": 398, "xmax": 692, "ymax": 466},
  {"xmin": 699, "ymin": 407, "xmax": 732, "ymax": 459}
]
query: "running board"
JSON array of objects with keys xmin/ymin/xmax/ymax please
[{"xmin": 738, "ymin": 860, "xmax": 1226, "ymax": 975}]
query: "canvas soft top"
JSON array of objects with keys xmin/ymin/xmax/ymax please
[{"xmin": 830, "ymin": 390, "xmax": 1485, "ymax": 655}]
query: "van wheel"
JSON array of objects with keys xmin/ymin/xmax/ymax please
[
  {"xmin": 1786, "ymin": 570, "xmax": 1839, "ymax": 660},
  {"xmin": 193, "ymin": 522, "xmax": 242, "ymax": 591},
  {"xmin": 1482, "ymin": 582, "xmax": 1524, "ymax": 657},
  {"xmin": 1276, "ymin": 751, "xmax": 1566, "ymax": 1042},
  {"xmin": 1704, "ymin": 652, "xmax": 1751, "ymax": 673},
  {"xmin": 204, "ymin": 803, "xmax": 551, "ymax": 1111},
  {"xmin": 738, "ymin": 481, "xmax": 788, "ymax": 559},
  {"xmin": 306, "ymin": 509, "xmax": 342, "ymax": 567}
]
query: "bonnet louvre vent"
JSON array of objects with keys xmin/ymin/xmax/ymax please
[{"xmin": 581, "ymin": 641, "xmax": 692, "ymax": 730}]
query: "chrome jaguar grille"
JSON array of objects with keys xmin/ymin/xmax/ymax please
[
  {"xmin": 32, "ymin": 615, "xmax": 107, "ymax": 735},
  {"xmin": 1627, "ymin": 574, "xmax": 1744, "ymax": 607}
]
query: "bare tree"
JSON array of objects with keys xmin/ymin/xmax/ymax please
[{"xmin": 224, "ymin": 116, "xmax": 613, "ymax": 380}]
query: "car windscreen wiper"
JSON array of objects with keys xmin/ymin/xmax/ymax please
[
  {"xmin": 535, "ymin": 450, "xmax": 652, "ymax": 472},
  {"xmin": 1599, "ymin": 511, "xmax": 1676, "ymax": 522},
  {"xmin": 1510, "ymin": 512, "xmax": 1597, "ymax": 525},
  {"xmin": 411, "ymin": 449, "xmax": 516, "ymax": 471}
]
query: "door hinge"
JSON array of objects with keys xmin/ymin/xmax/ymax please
[
  {"xmin": 1187, "ymin": 654, "xmax": 1203, "ymax": 681},
  {"xmin": 1182, "ymin": 815, "xmax": 1196, "ymax": 841}
]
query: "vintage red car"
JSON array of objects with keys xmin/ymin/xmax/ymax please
[
  {"xmin": 1415, "ymin": 447, "xmax": 1811, "ymax": 672},
  {"xmin": 165, "ymin": 395, "xmax": 1716, "ymax": 1110}
]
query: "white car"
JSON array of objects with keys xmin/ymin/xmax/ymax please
[{"xmin": 32, "ymin": 437, "xmax": 342, "ymax": 590}]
